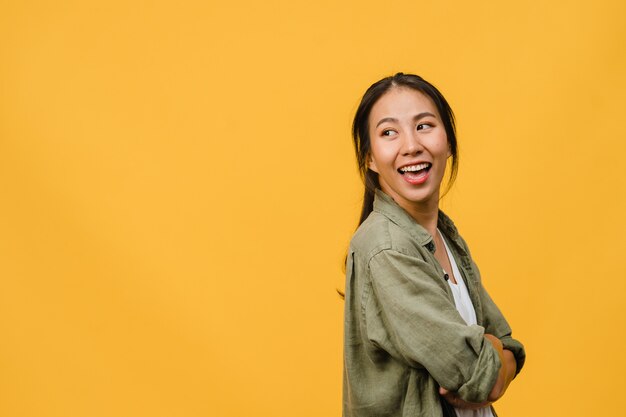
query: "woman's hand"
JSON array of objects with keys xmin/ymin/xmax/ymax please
[
  {"xmin": 439, "ymin": 387, "xmax": 492, "ymax": 410},
  {"xmin": 484, "ymin": 334, "xmax": 517, "ymax": 402},
  {"xmin": 440, "ymin": 334, "xmax": 518, "ymax": 408}
]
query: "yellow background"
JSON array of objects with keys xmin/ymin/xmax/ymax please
[{"xmin": 1, "ymin": 1, "xmax": 625, "ymax": 416}]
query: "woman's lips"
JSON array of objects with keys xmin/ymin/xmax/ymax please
[{"xmin": 401, "ymin": 167, "xmax": 430, "ymax": 185}]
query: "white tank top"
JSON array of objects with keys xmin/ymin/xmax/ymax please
[{"xmin": 439, "ymin": 230, "xmax": 494, "ymax": 417}]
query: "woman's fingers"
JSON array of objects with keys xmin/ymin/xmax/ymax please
[{"xmin": 439, "ymin": 389, "xmax": 492, "ymax": 410}]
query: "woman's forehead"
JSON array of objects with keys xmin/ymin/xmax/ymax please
[{"xmin": 370, "ymin": 87, "xmax": 439, "ymax": 122}]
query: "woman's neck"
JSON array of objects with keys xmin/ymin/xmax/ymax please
[
  {"xmin": 377, "ymin": 185, "xmax": 441, "ymax": 238},
  {"xmin": 403, "ymin": 201, "xmax": 439, "ymax": 239}
]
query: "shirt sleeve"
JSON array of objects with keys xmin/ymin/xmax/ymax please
[
  {"xmin": 474, "ymin": 262, "xmax": 526, "ymax": 376},
  {"xmin": 365, "ymin": 248, "xmax": 502, "ymax": 403},
  {"xmin": 455, "ymin": 233, "xmax": 527, "ymax": 377}
]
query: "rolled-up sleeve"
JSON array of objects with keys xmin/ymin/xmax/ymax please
[
  {"xmin": 476, "ymin": 274, "xmax": 526, "ymax": 376},
  {"xmin": 365, "ymin": 249, "xmax": 502, "ymax": 403},
  {"xmin": 458, "ymin": 236, "xmax": 526, "ymax": 377}
]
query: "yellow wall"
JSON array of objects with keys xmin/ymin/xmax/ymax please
[{"xmin": 1, "ymin": 1, "xmax": 624, "ymax": 416}]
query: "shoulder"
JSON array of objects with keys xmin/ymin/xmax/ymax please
[{"xmin": 350, "ymin": 212, "xmax": 426, "ymax": 263}]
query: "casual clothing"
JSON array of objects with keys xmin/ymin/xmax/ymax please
[
  {"xmin": 343, "ymin": 189, "xmax": 525, "ymax": 417},
  {"xmin": 440, "ymin": 229, "xmax": 493, "ymax": 417}
]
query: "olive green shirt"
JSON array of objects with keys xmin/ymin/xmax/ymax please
[{"xmin": 343, "ymin": 189, "xmax": 525, "ymax": 417}]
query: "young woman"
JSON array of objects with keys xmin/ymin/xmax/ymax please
[{"xmin": 343, "ymin": 73, "xmax": 525, "ymax": 417}]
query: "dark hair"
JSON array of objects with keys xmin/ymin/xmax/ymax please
[{"xmin": 352, "ymin": 72, "xmax": 459, "ymax": 226}]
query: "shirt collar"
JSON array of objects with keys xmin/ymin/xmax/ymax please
[{"xmin": 372, "ymin": 188, "xmax": 461, "ymax": 252}]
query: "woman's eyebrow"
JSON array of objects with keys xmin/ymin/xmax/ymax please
[
  {"xmin": 413, "ymin": 112, "xmax": 436, "ymax": 121},
  {"xmin": 375, "ymin": 112, "xmax": 436, "ymax": 128},
  {"xmin": 375, "ymin": 117, "xmax": 398, "ymax": 128}
]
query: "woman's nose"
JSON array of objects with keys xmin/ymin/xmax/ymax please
[{"xmin": 401, "ymin": 131, "xmax": 423, "ymax": 155}]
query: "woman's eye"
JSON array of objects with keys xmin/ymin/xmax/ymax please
[
  {"xmin": 417, "ymin": 123, "xmax": 432, "ymax": 131},
  {"xmin": 382, "ymin": 129, "xmax": 396, "ymax": 136}
]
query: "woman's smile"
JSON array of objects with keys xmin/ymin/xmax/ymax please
[
  {"xmin": 367, "ymin": 87, "xmax": 450, "ymax": 212},
  {"xmin": 398, "ymin": 161, "xmax": 432, "ymax": 184}
]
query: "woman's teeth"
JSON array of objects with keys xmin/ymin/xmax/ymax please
[{"xmin": 399, "ymin": 163, "xmax": 430, "ymax": 173}]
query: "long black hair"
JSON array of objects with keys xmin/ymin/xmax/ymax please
[{"xmin": 352, "ymin": 73, "xmax": 459, "ymax": 226}]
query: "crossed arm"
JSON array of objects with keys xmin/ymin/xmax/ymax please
[
  {"xmin": 367, "ymin": 249, "xmax": 525, "ymax": 407},
  {"xmin": 439, "ymin": 334, "xmax": 518, "ymax": 409}
]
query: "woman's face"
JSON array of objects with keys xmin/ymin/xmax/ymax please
[{"xmin": 367, "ymin": 87, "xmax": 450, "ymax": 212}]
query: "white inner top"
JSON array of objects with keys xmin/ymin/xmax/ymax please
[{"xmin": 438, "ymin": 230, "xmax": 494, "ymax": 417}]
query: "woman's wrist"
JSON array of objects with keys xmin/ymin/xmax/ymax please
[{"xmin": 484, "ymin": 334, "xmax": 507, "ymax": 401}]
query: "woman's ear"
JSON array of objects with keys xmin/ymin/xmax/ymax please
[{"xmin": 367, "ymin": 154, "xmax": 379, "ymax": 174}]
